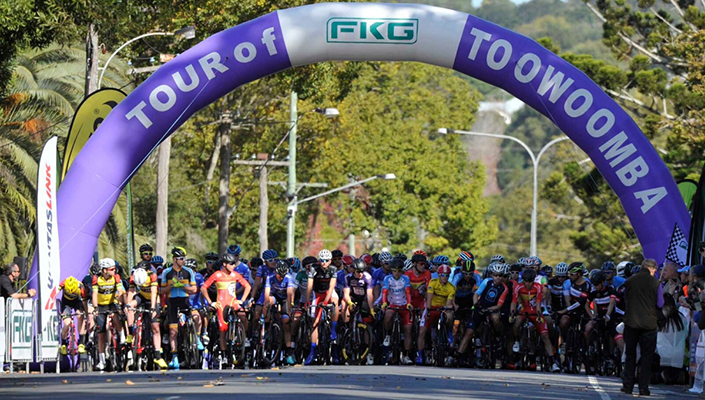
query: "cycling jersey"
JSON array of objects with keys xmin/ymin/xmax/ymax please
[
  {"xmin": 293, "ymin": 270, "xmax": 309, "ymax": 300},
  {"xmin": 512, "ymin": 282, "xmax": 543, "ymax": 314},
  {"xmin": 59, "ymin": 279, "xmax": 87, "ymax": 302},
  {"xmin": 265, "ymin": 273, "xmax": 297, "ymax": 300},
  {"xmin": 202, "ymin": 269, "xmax": 250, "ymax": 307},
  {"xmin": 475, "ymin": 278, "xmax": 509, "ymax": 309},
  {"xmin": 336, "ymin": 268, "xmax": 347, "ymax": 296},
  {"xmin": 129, "ymin": 266, "xmax": 159, "ymax": 299},
  {"xmin": 547, "ymin": 277, "xmax": 567, "ymax": 311},
  {"xmin": 82, "ymin": 274, "xmax": 94, "ymax": 300},
  {"xmin": 405, "ymin": 269, "xmax": 432, "ymax": 308},
  {"xmin": 202, "ymin": 269, "xmax": 219, "ymax": 302},
  {"xmin": 565, "ymin": 279, "xmax": 593, "ymax": 313},
  {"xmin": 189, "ymin": 271, "xmax": 205, "ymax": 309},
  {"xmin": 160, "ymin": 266, "xmax": 196, "ymax": 298},
  {"xmin": 587, "ymin": 286, "xmax": 616, "ymax": 316},
  {"xmin": 343, "ymin": 271, "xmax": 373, "ymax": 303},
  {"xmin": 614, "ymin": 285, "xmax": 626, "ymax": 316},
  {"xmin": 451, "ymin": 273, "xmax": 480, "ymax": 299},
  {"xmin": 92, "ymin": 275, "xmax": 125, "ymax": 306},
  {"xmin": 372, "ymin": 267, "xmax": 392, "ymax": 288},
  {"xmin": 427, "ymin": 278, "xmax": 456, "ymax": 308},
  {"xmin": 308, "ymin": 264, "xmax": 337, "ymax": 293},
  {"xmin": 610, "ymin": 275, "xmax": 626, "ymax": 289},
  {"xmin": 381, "ymin": 274, "xmax": 411, "ymax": 306}
]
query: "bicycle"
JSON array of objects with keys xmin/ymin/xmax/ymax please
[
  {"xmin": 514, "ymin": 311, "xmax": 541, "ymax": 371},
  {"xmin": 384, "ymin": 305, "xmax": 407, "ymax": 365},
  {"xmin": 129, "ymin": 306, "xmax": 156, "ymax": 371},
  {"xmin": 340, "ymin": 302, "xmax": 374, "ymax": 365},
  {"xmin": 92, "ymin": 308, "xmax": 128, "ymax": 372},
  {"xmin": 224, "ymin": 305, "xmax": 248, "ymax": 368},
  {"xmin": 59, "ymin": 310, "xmax": 85, "ymax": 372},
  {"xmin": 251, "ymin": 303, "xmax": 282, "ymax": 368},
  {"xmin": 293, "ymin": 306, "xmax": 311, "ymax": 365},
  {"xmin": 428, "ymin": 307, "xmax": 454, "ymax": 367},
  {"xmin": 562, "ymin": 313, "xmax": 587, "ymax": 374},
  {"xmin": 473, "ymin": 308, "xmax": 502, "ymax": 369},
  {"xmin": 585, "ymin": 315, "xmax": 619, "ymax": 376},
  {"xmin": 311, "ymin": 303, "xmax": 336, "ymax": 365},
  {"xmin": 177, "ymin": 307, "xmax": 202, "ymax": 369}
]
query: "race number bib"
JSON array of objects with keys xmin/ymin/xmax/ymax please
[{"xmin": 228, "ymin": 283, "xmax": 236, "ymax": 297}]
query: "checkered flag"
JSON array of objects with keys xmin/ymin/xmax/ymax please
[{"xmin": 665, "ymin": 223, "xmax": 688, "ymax": 267}]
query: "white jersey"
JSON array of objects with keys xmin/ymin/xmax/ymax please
[{"xmin": 382, "ymin": 274, "xmax": 411, "ymax": 306}]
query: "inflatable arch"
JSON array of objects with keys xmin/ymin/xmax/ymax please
[{"xmin": 45, "ymin": 3, "xmax": 690, "ymax": 279}]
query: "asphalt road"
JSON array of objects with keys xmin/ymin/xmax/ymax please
[{"xmin": 0, "ymin": 366, "xmax": 698, "ymax": 400}]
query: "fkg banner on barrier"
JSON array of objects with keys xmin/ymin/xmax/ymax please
[{"xmin": 8, "ymin": 298, "xmax": 34, "ymax": 362}]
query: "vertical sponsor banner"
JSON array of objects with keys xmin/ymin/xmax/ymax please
[
  {"xmin": 0, "ymin": 299, "xmax": 5, "ymax": 365},
  {"xmin": 689, "ymin": 164, "xmax": 705, "ymax": 266},
  {"xmin": 9, "ymin": 299, "xmax": 34, "ymax": 361},
  {"xmin": 37, "ymin": 136, "xmax": 61, "ymax": 360}
]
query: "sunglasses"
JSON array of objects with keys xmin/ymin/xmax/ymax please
[
  {"xmin": 141, "ymin": 252, "xmax": 153, "ymax": 256},
  {"xmin": 462, "ymin": 271, "xmax": 474, "ymax": 275},
  {"xmin": 107, "ymin": 267, "xmax": 116, "ymax": 271},
  {"xmin": 176, "ymin": 257, "xmax": 185, "ymax": 261},
  {"xmin": 206, "ymin": 260, "xmax": 215, "ymax": 263},
  {"xmin": 266, "ymin": 259, "xmax": 276, "ymax": 263},
  {"xmin": 439, "ymin": 273, "xmax": 450, "ymax": 278},
  {"xmin": 392, "ymin": 268, "xmax": 403, "ymax": 272}
]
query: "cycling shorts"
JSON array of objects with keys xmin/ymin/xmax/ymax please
[
  {"xmin": 467, "ymin": 309, "xmax": 500, "ymax": 330},
  {"xmin": 518, "ymin": 314, "xmax": 548, "ymax": 335},
  {"xmin": 61, "ymin": 298, "xmax": 84, "ymax": 317},
  {"xmin": 133, "ymin": 295, "xmax": 161, "ymax": 323},
  {"xmin": 420, "ymin": 308, "xmax": 451, "ymax": 328},
  {"xmin": 167, "ymin": 297, "xmax": 190, "ymax": 328},
  {"xmin": 385, "ymin": 307, "xmax": 412, "ymax": 326},
  {"xmin": 96, "ymin": 304, "xmax": 118, "ymax": 333}
]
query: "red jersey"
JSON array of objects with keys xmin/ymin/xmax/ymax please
[
  {"xmin": 405, "ymin": 269, "xmax": 432, "ymax": 308},
  {"xmin": 202, "ymin": 269, "xmax": 250, "ymax": 307},
  {"xmin": 512, "ymin": 282, "xmax": 543, "ymax": 314}
]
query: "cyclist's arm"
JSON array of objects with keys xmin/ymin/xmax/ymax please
[
  {"xmin": 201, "ymin": 274, "xmax": 216, "ymax": 306},
  {"xmin": 366, "ymin": 287, "xmax": 374, "ymax": 310},
  {"xmin": 254, "ymin": 276, "xmax": 263, "ymax": 297},
  {"xmin": 286, "ymin": 286, "xmax": 295, "ymax": 313},
  {"xmin": 425, "ymin": 287, "xmax": 433, "ymax": 309},
  {"xmin": 237, "ymin": 273, "xmax": 251, "ymax": 302},
  {"xmin": 186, "ymin": 274, "xmax": 197, "ymax": 295},
  {"xmin": 306, "ymin": 278, "xmax": 313, "ymax": 305},
  {"xmin": 373, "ymin": 279, "xmax": 382, "ymax": 304},
  {"xmin": 150, "ymin": 281, "xmax": 157, "ymax": 307},
  {"xmin": 405, "ymin": 285, "xmax": 412, "ymax": 305},
  {"xmin": 606, "ymin": 296, "xmax": 616, "ymax": 317},
  {"xmin": 343, "ymin": 287, "xmax": 352, "ymax": 305},
  {"xmin": 445, "ymin": 294, "xmax": 455, "ymax": 309},
  {"xmin": 324, "ymin": 277, "xmax": 336, "ymax": 304},
  {"xmin": 92, "ymin": 285, "xmax": 98, "ymax": 309}
]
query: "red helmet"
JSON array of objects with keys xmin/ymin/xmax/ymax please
[
  {"xmin": 342, "ymin": 254, "xmax": 355, "ymax": 267},
  {"xmin": 360, "ymin": 253, "xmax": 373, "ymax": 265},
  {"xmin": 437, "ymin": 264, "xmax": 451, "ymax": 275},
  {"xmin": 413, "ymin": 249, "xmax": 427, "ymax": 257}
]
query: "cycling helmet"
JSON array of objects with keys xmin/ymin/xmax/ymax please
[
  {"xmin": 432, "ymin": 255, "xmax": 450, "ymax": 266},
  {"xmin": 318, "ymin": 249, "xmax": 333, "ymax": 262},
  {"xmin": 391, "ymin": 257, "xmax": 405, "ymax": 271},
  {"xmin": 171, "ymin": 247, "xmax": 187, "ymax": 257},
  {"xmin": 401, "ymin": 259, "xmax": 412, "ymax": 271},
  {"xmin": 288, "ymin": 257, "xmax": 301, "ymax": 273},
  {"xmin": 99, "ymin": 258, "xmax": 116, "ymax": 270},
  {"xmin": 555, "ymin": 262, "xmax": 569, "ymax": 277},
  {"xmin": 488, "ymin": 263, "xmax": 502, "ymax": 275},
  {"xmin": 221, "ymin": 253, "xmax": 238, "ymax": 265},
  {"xmin": 509, "ymin": 263, "xmax": 523, "ymax": 273},
  {"xmin": 540, "ymin": 265, "xmax": 553, "ymax": 277},
  {"xmin": 342, "ymin": 255, "xmax": 355, "ymax": 267},
  {"xmin": 331, "ymin": 249, "xmax": 344, "ymax": 258},
  {"xmin": 227, "ymin": 244, "xmax": 242, "ymax": 255},
  {"xmin": 601, "ymin": 261, "xmax": 616, "ymax": 272},
  {"xmin": 437, "ymin": 265, "xmax": 451, "ymax": 275},
  {"xmin": 490, "ymin": 254, "xmax": 505, "ymax": 264},
  {"xmin": 378, "ymin": 251, "xmax": 393, "ymax": 264},
  {"xmin": 528, "ymin": 256, "xmax": 543, "ymax": 267},
  {"xmin": 360, "ymin": 253, "xmax": 373, "ymax": 266},
  {"xmin": 250, "ymin": 257, "xmax": 264, "ymax": 270},
  {"xmin": 395, "ymin": 253, "xmax": 408, "ymax": 262},
  {"xmin": 616, "ymin": 261, "xmax": 630, "ymax": 277},
  {"xmin": 185, "ymin": 258, "xmax": 198, "ymax": 270},
  {"xmin": 139, "ymin": 243, "xmax": 153, "ymax": 253},
  {"xmin": 63, "ymin": 277, "xmax": 80, "ymax": 296},
  {"xmin": 301, "ymin": 256, "xmax": 318, "ymax": 268},
  {"xmin": 90, "ymin": 262, "xmax": 101, "ymax": 276},
  {"xmin": 461, "ymin": 259, "xmax": 476, "ymax": 272},
  {"xmin": 502, "ymin": 263, "xmax": 511, "ymax": 276},
  {"xmin": 135, "ymin": 260, "xmax": 151, "ymax": 270},
  {"xmin": 353, "ymin": 258, "xmax": 367, "ymax": 272},
  {"xmin": 590, "ymin": 270, "xmax": 607, "ymax": 286},
  {"xmin": 413, "ymin": 249, "xmax": 428, "ymax": 257},
  {"xmin": 150, "ymin": 255, "xmax": 164, "ymax": 265},
  {"xmin": 630, "ymin": 264, "xmax": 642, "ymax": 275},
  {"xmin": 275, "ymin": 260, "xmax": 290, "ymax": 276},
  {"xmin": 262, "ymin": 249, "xmax": 278, "ymax": 260},
  {"xmin": 568, "ymin": 262, "xmax": 584, "ymax": 274},
  {"xmin": 132, "ymin": 268, "xmax": 149, "ymax": 287},
  {"xmin": 411, "ymin": 253, "xmax": 428, "ymax": 263},
  {"xmin": 458, "ymin": 251, "xmax": 474, "ymax": 262},
  {"xmin": 522, "ymin": 268, "xmax": 537, "ymax": 282},
  {"xmin": 205, "ymin": 252, "xmax": 219, "ymax": 261}
]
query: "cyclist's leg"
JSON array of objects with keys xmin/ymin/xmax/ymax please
[
  {"xmin": 150, "ymin": 308, "xmax": 165, "ymax": 361},
  {"xmin": 458, "ymin": 310, "xmax": 480, "ymax": 355},
  {"xmin": 400, "ymin": 310, "xmax": 413, "ymax": 352},
  {"xmin": 330, "ymin": 291, "xmax": 339, "ymax": 338},
  {"xmin": 167, "ymin": 299, "xmax": 180, "ymax": 359},
  {"xmin": 585, "ymin": 319, "xmax": 596, "ymax": 343}
]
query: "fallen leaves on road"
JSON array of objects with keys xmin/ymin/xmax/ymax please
[
  {"xmin": 125, "ymin": 380, "xmax": 134, "ymax": 386},
  {"xmin": 177, "ymin": 376, "xmax": 183, "ymax": 380},
  {"xmin": 106, "ymin": 379, "xmax": 112, "ymax": 382},
  {"xmin": 203, "ymin": 384, "xmax": 214, "ymax": 388},
  {"xmin": 241, "ymin": 374, "xmax": 251, "ymax": 377},
  {"xmin": 61, "ymin": 380, "xmax": 70, "ymax": 384}
]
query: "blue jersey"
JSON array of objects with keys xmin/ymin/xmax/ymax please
[
  {"xmin": 160, "ymin": 266, "xmax": 196, "ymax": 299},
  {"xmin": 189, "ymin": 271, "xmax": 205, "ymax": 308},
  {"xmin": 265, "ymin": 274, "xmax": 296, "ymax": 300},
  {"xmin": 475, "ymin": 278, "xmax": 509, "ymax": 308},
  {"xmin": 372, "ymin": 268, "xmax": 391, "ymax": 287},
  {"xmin": 336, "ymin": 269, "xmax": 347, "ymax": 294},
  {"xmin": 611, "ymin": 275, "xmax": 626, "ymax": 289},
  {"xmin": 235, "ymin": 262, "xmax": 251, "ymax": 292},
  {"xmin": 451, "ymin": 271, "xmax": 481, "ymax": 298}
]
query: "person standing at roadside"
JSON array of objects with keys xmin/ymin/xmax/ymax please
[{"xmin": 621, "ymin": 258, "xmax": 663, "ymax": 396}]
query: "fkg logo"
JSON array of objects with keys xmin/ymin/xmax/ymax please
[{"xmin": 327, "ymin": 18, "xmax": 418, "ymax": 44}]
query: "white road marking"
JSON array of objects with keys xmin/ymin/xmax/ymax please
[{"xmin": 588, "ymin": 375, "xmax": 612, "ymax": 400}]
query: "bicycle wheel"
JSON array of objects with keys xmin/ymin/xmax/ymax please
[
  {"xmin": 318, "ymin": 319, "xmax": 331, "ymax": 365},
  {"xmin": 262, "ymin": 321, "xmax": 282, "ymax": 367},
  {"xmin": 294, "ymin": 317, "xmax": 310, "ymax": 364},
  {"xmin": 390, "ymin": 319, "xmax": 402, "ymax": 365},
  {"xmin": 231, "ymin": 319, "xmax": 247, "ymax": 368},
  {"xmin": 342, "ymin": 321, "xmax": 371, "ymax": 365}
]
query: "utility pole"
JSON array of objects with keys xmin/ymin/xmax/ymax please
[
  {"xmin": 286, "ymin": 91, "xmax": 297, "ymax": 258},
  {"xmin": 155, "ymin": 137, "xmax": 171, "ymax": 257},
  {"xmin": 258, "ymin": 163, "xmax": 269, "ymax": 256},
  {"xmin": 217, "ymin": 111, "xmax": 233, "ymax": 255}
]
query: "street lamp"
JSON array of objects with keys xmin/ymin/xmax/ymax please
[
  {"xmin": 286, "ymin": 173, "xmax": 396, "ymax": 257},
  {"xmin": 97, "ymin": 25, "xmax": 196, "ymax": 88},
  {"xmin": 438, "ymin": 128, "xmax": 569, "ymax": 256}
]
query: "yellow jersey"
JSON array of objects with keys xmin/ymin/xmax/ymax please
[
  {"xmin": 428, "ymin": 278, "xmax": 456, "ymax": 308},
  {"xmin": 92, "ymin": 275, "xmax": 125, "ymax": 306}
]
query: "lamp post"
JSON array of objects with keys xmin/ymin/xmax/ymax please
[
  {"xmin": 438, "ymin": 128, "xmax": 569, "ymax": 256},
  {"xmin": 97, "ymin": 26, "xmax": 196, "ymax": 88},
  {"xmin": 286, "ymin": 173, "xmax": 397, "ymax": 257}
]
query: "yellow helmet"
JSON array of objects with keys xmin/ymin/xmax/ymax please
[{"xmin": 64, "ymin": 276, "xmax": 80, "ymax": 296}]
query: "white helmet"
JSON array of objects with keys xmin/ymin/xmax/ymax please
[
  {"xmin": 99, "ymin": 258, "xmax": 116, "ymax": 270},
  {"xmin": 616, "ymin": 261, "xmax": 630, "ymax": 278},
  {"xmin": 555, "ymin": 262, "xmax": 569, "ymax": 277},
  {"xmin": 379, "ymin": 251, "xmax": 393, "ymax": 264},
  {"xmin": 318, "ymin": 249, "xmax": 332, "ymax": 262},
  {"xmin": 403, "ymin": 259, "xmax": 413, "ymax": 271},
  {"xmin": 133, "ymin": 268, "xmax": 149, "ymax": 287}
]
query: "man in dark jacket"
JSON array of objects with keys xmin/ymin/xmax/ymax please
[{"xmin": 621, "ymin": 258, "xmax": 663, "ymax": 396}]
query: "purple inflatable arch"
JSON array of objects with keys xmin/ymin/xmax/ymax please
[{"xmin": 37, "ymin": 3, "xmax": 690, "ymax": 282}]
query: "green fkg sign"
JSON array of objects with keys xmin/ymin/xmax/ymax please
[{"xmin": 327, "ymin": 18, "xmax": 418, "ymax": 44}]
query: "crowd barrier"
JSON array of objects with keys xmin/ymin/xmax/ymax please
[{"xmin": 2, "ymin": 298, "xmax": 60, "ymax": 373}]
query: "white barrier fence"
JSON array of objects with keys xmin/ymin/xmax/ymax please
[{"xmin": 2, "ymin": 298, "xmax": 59, "ymax": 373}]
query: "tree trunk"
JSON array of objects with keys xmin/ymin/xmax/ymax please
[
  {"xmin": 155, "ymin": 136, "xmax": 171, "ymax": 258},
  {"xmin": 84, "ymin": 23, "xmax": 99, "ymax": 96},
  {"xmin": 258, "ymin": 165, "xmax": 269, "ymax": 256},
  {"xmin": 204, "ymin": 132, "xmax": 222, "ymax": 206},
  {"xmin": 217, "ymin": 116, "xmax": 232, "ymax": 255}
]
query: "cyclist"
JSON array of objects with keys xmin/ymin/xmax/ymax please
[
  {"xmin": 540, "ymin": 265, "xmax": 553, "ymax": 278},
  {"xmin": 186, "ymin": 259, "xmax": 205, "ymax": 351},
  {"xmin": 92, "ymin": 258, "xmax": 126, "ymax": 371},
  {"xmin": 160, "ymin": 247, "xmax": 197, "ymax": 369},
  {"xmin": 125, "ymin": 261, "xmax": 168, "ymax": 369},
  {"xmin": 557, "ymin": 262, "xmax": 593, "ymax": 356},
  {"xmin": 452, "ymin": 252, "xmax": 480, "ymax": 309},
  {"xmin": 491, "ymin": 254, "xmax": 506, "ymax": 264},
  {"xmin": 304, "ymin": 249, "xmax": 339, "ymax": 365},
  {"xmin": 227, "ymin": 245, "xmax": 251, "ymax": 299},
  {"xmin": 510, "ymin": 268, "xmax": 561, "ymax": 372},
  {"xmin": 381, "ymin": 257, "xmax": 414, "ymax": 365},
  {"xmin": 416, "ymin": 264, "xmax": 456, "ymax": 366},
  {"xmin": 58, "ymin": 276, "xmax": 89, "ymax": 356},
  {"xmin": 616, "ymin": 261, "xmax": 633, "ymax": 279},
  {"xmin": 291, "ymin": 256, "xmax": 317, "ymax": 350},
  {"xmin": 202, "ymin": 252, "xmax": 220, "ymax": 303},
  {"xmin": 150, "ymin": 255, "xmax": 165, "ymax": 277},
  {"xmin": 200, "ymin": 253, "xmax": 251, "ymax": 364},
  {"xmin": 584, "ymin": 270, "xmax": 622, "ymax": 371},
  {"xmin": 450, "ymin": 251, "xmax": 477, "ymax": 282},
  {"xmin": 406, "ymin": 251, "xmax": 432, "ymax": 347},
  {"xmin": 508, "ymin": 263, "xmax": 522, "ymax": 285},
  {"xmin": 456, "ymin": 263, "xmax": 509, "ymax": 367},
  {"xmin": 139, "ymin": 244, "xmax": 153, "ymax": 263},
  {"xmin": 430, "ymin": 255, "xmax": 450, "ymax": 278},
  {"xmin": 331, "ymin": 249, "xmax": 344, "ymax": 270},
  {"xmin": 372, "ymin": 251, "xmax": 394, "ymax": 303},
  {"xmin": 262, "ymin": 260, "xmax": 297, "ymax": 365},
  {"xmin": 602, "ymin": 261, "xmax": 625, "ymax": 289},
  {"xmin": 342, "ymin": 258, "xmax": 376, "ymax": 365},
  {"xmin": 254, "ymin": 249, "xmax": 278, "ymax": 325},
  {"xmin": 82, "ymin": 263, "xmax": 100, "ymax": 343},
  {"xmin": 546, "ymin": 262, "xmax": 569, "ymax": 346},
  {"xmin": 336, "ymin": 254, "xmax": 356, "ymax": 298},
  {"xmin": 248, "ymin": 257, "xmax": 263, "ymax": 287}
]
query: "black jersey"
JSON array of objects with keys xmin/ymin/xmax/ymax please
[{"xmin": 308, "ymin": 264, "xmax": 337, "ymax": 293}]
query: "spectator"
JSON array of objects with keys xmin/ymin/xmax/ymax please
[
  {"xmin": 0, "ymin": 262, "xmax": 36, "ymax": 300},
  {"xmin": 660, "ymin": 260, "xmax": 681, "ymax": 298},
  {"xmin": 621, "ymin": 258, "xmax": 663, "ymax": 396},
  {"xmin": 656, "ymin": 293, "xmax": 689, "ymax": 384}
]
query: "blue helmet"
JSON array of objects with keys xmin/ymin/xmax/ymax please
[
  {"xmin": 432, "ymin": 255, "xmax": 450, "ymax": 266},
  {"xmin": 288, "ymin": 257, "xmax": 301, "ymax": 273},
  {"xmin": 150, "ymin": 255, "xmax": 164, "ymax": 265},
  {"xmin": 227, "ymin": 244, "xmax": 242, "ymax": 255},
  {"xmin": 601, "ymin": 261, "xmax": 616, "ymax": 272},
  {"xmin": 262, "ymin": 249, "xmax": 278, "ymax": 260}
]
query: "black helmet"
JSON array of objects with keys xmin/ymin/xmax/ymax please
[
  {"xmin": 411, "ymin": 253, "xmax": 427, "ymax": 263},
  {"xmin": 331, "ymin": 249, "xmax": 344, "ymax": 258},
  {"xmin": 302, "ymin": 256, "xmax": 318, "ymax": 268},
  {"xmin": 221, "ymin": 253, "xmax": 238, "ymax": 265},
  {"xmin": 171, "ymin": 247, "xmax": 187, "ymax": 258},
  {"xmin": 275, "ymin": 260, "xmax": 290, "ymax": 276},
  {"xmin": 135, "ymin": 260, "xmax": 151, "ymax": 270},
  {"xmin": 352, "ymin": 258, "xmax": 367, "ymax": 272},
  {"xmin": 590, "ymin": 270, "xmax": 607, "ymax": 286},
  {"xmin": 139, "ymin": 243, "xmax": 153, "ymax": 253},
  {"xmin": 521, "ymin": 268, "xmax": 537, "ymax": 283},
  {"xmin": 205, "ymin": 251, "xmax": 219, "ymax": 261},
  {"xmin": 90, "ymin": 262, "xmax": 101, "ymax": 276},
  {"xmin": 390, "ymin": 257, "xmax": 405, "ymax": 271},
  {"xmin": 185, "ymin": 258, "xmax": 198, "ymax": 270},
  {"xmin": 395, "ymin": 253, "xmax": 408, "ymax": 262},
  {"xmin": 510, "ymin": 263, "xmax": 523, "ymax": 273},
  {"xmin": 249, "ymin": 257, "xmax": 264, "ymax": 270}
]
